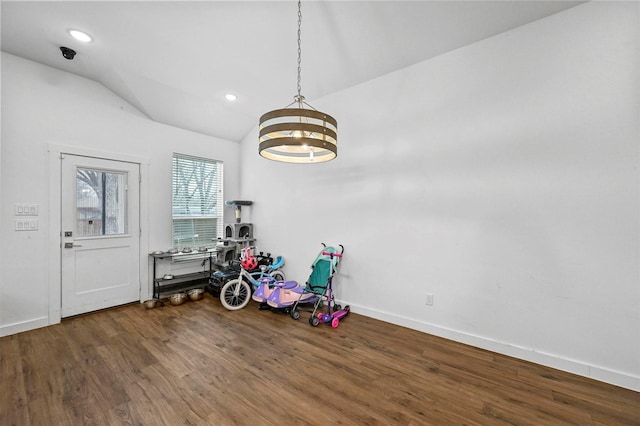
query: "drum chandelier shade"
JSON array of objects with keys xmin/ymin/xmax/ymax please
[
  {"xmin": 259, "ymin": 100, "xmax": 338, "ymax": 163},
  {"xmin": 258, "ymin": 1, "xmax": 338, "ymax": 164}
]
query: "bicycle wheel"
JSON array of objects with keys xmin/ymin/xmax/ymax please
[
  {"xmin": 270, "ymin": 270, "xmax": 285, "ymax": 282},
  {"xmin": 220, "ymin": 279, "xmax": 251, "ymax": 311}
]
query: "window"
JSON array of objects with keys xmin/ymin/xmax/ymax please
[
  {"xmin": 172, "ymin": 154, "xmax": 223, "ymax": 248},
  {"xmin": 76, "ymin": 168, "xmax": 127, "ymax": 237}
]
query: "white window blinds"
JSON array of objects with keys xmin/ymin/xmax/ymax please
[{"xmin": 172, "ymin": 153, "xmax": 223, "ymax": 248}]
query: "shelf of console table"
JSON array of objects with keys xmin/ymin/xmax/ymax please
[{"xmin": 149, "ymin": 249, "xmax": 216, "ymax": 299}]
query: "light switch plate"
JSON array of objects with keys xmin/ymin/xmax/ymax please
[
  {"xmin": 14, "ymin": 204, "xmax": 39, "ymax": 216},
  {"xmin": 15, "ymin": 219, "xmax": 38, "ymax": 231}
]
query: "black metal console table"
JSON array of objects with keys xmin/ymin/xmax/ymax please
[{"xmin": 149, "ymin": 249, "xmax": 216, "ymax": 299}]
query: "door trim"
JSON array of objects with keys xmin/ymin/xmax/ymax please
[{"xmin": 48, "ymin": 143, "xmax": 150, "ymax": 324}]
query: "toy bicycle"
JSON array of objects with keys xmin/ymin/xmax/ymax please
[
  {"xmin": 218, "ymin": 247, "xmax": 285, "ymax": 311},
  {"xmin": 209, "ymin": 250, "xmax": 281, "ymax": 292}
]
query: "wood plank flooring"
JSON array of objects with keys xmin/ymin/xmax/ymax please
[{"xmin": 1, "ymin": 294, "xmax": 638, "ymax": 425}]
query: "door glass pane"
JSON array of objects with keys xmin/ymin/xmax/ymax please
[{"xmin": 76, "ymin": 168, "xmax": 127, "ymax": 237}]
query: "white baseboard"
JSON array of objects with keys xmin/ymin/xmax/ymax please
[
  {"xmin": 347, "ymin": 303, "xmax": 640, "ymax": 392},
  {"xmin": 0, "ymin": 316, "xmax": 50, "ymax": 337}
]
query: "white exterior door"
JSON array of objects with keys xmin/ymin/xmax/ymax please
[{"xmin": 61, "ymin": 154, "xmax": 140, "ymax": 317}]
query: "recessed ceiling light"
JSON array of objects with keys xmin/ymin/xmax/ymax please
[
  {"xmin": 225, "ymin": 93, "xmax": 238, "ymax": 101},
  {"xmin": 68, "ymin": 29, "xmax": 92, "ymax": 43}
]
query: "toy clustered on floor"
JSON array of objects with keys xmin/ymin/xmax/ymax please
[{"xmin": 150, "ymin": 200, "xmax": 350, "ymax": 329}]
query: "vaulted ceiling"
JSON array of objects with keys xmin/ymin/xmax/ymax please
[{"xmin": 1, "ymin": 1, "xmax": 583, "ymax": 142}]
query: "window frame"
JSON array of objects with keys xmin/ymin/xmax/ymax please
[{"xmin": 171, "ymin": 153, "xmax": 224, "ymax": 248}]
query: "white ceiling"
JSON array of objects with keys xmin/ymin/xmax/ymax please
[{"xmin": 1, "ymin": 1, "xmax": 583, "ymax": 142}]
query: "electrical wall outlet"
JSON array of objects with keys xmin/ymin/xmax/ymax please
[{"xmin": 425, "ymin": 293, "xmax": 434, "ymax": 306}]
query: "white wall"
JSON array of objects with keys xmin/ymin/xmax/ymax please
[
  {"xmin": 0, "ymin": 53, "xmax": 241, "ymax": 335},
  {"xmin": 240, "ymin": 2, "xmax": 639, "ymax": 390}
]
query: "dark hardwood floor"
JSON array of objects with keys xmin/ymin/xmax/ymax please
[{"xmin": 1, "ymin": 293, "xmax": 638, "ymax": 425}]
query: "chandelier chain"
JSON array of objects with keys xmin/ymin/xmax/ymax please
[
  {"xmin": 296, "ymin": 0, "xmax": 302, "ymax": 101},
  {"xmin": 258, "ymin": 0, "xmax": 337, "ymax": 163}
]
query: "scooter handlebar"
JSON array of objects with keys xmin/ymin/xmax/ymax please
[{"xmin": 322, "ymin": 251, "xmax": 343, "ymax": 258}]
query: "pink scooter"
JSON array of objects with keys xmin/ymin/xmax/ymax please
[
  {"xmin": 312, "ymin": 250, "xmax": 350, "ymax": 328},
  {"xmin": 288, "ymin": 244, "xmax": 349, "ymax": 328}
]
